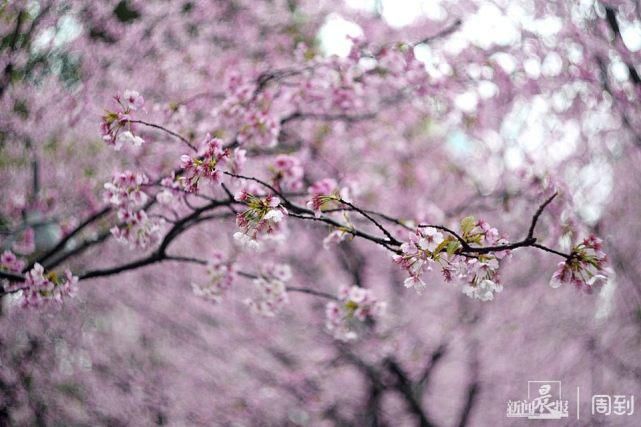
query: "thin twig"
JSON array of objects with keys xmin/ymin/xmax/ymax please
[
  {"xmin": 338, "ymin": 198, "xmax": 401, "ymax": 245},
  {"xmin": 128, "ymin": 119, "xmax": 197, "ymax": 151},
  {"xmin": 527, "ymin": 192, "xmax": 557, "ymax": 239}
]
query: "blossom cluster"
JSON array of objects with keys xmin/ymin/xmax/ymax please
[
  {"xmin": 110, "ymin": 210, "xmax": 163, "ymax": 249},
  {"xmin": 271, "ymin": 155, "xmax": 304, "ymax": 191},
  {"xmin": 306, "ymin": 178, "xmax": 349, "ymax": 218},
  {"xmin": 291, "ymin": 40, "xmax": 431, "ymax": 116},
  {"xmin": 457, "ymin": 257, "xmax": 504, "ymax": 301},
  {"xmin": 375, "ymin": 45, "xmax": 430, "ymax": 93},
  {"xmin": 180, "ymin": 134, "xmax": 230, "ymax": 192},
  {"xmin": 245, "ymin": 263, "xmax": 291, "ymax": 317},
  {"xmin": 292, "ymin": 50, "xmax": 365, "ymax": 113},
  {"xmin": 1, "ymin": 250, "xmax": 25, "ymax": 274},
  {"xmin": 103, "ymin": 170, "xmax": 149, "ymax": 208},
  {"xmin": 1, "ymin": 250, "xmax": 25, "ymax": 294},
  {"xmin": 549, "ymin": 235, "xmax": 608, "ymax": 292},
  {"xmin": 191, "ymin": 253, "xmax": 236, "ymax": 304},
  {"xmin": 103, "ymin": 171, "xmax": 163, "ymax": 249},
  {"xmin": 325, "ymin": 285, "xmax": 386, "ymax": 341},
  {"xmin": 216, "ymin": 75, "xmax": 281, "ymax": 148},
  {"xmin": 100, "ymin": 89, "xmax": 146, "ymax": 150},
  {"xmin": 233, "ymin": 192, "xmax": 287, "ymax": 249},
  {"xmin": 5, "ymin": 263, "xmax": 78, "ymax": 308},
  {"xmin": 394, "ymin": 217, "xmax": 509, "ymax": 301},
  {"xmin": 394, "ymin": 227, "xmax": 446, "ymax": 293},
  {"xmin": 155, "ymin": 176, "xmax": 183, "ymax": 206},
  {"xmin": 325, "ymin": 286, "xmax": 387, "ymax": 341},
  {"xmin": 237, "ymin": 106, "xmax": 280, "ymax": 148}
]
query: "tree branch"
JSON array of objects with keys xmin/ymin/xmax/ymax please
[
  {"xmin": 27, "ymin": 207, "xmax": 111, "ymax": 271},
  {"xmin": 420, "ymin": 192, "xmax": 572, "ymax": 259},
  {"xmin": 128, "ymin": 119, "xmax": 197, "ymax": 151},
  {"xmin": 412, "ymin": 19, "xmax": 462, "ymax": 46},
  {"xmin": 338, "ymin": 198, "xmax": 401, "ymax": 245},
  {"xmin": 383, "ymin": 357, "xmax": 435, "ymax": 427},
  {"xmin": 526, "ymin": 192, "xmax": 557, "ymax": 239}
]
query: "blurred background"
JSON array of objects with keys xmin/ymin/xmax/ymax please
[{"xmin": 1, "ymin": 0, "xmax": 641, "ymax": 425}]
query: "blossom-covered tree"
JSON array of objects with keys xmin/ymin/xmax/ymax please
[{"xmin": 1, "ymin": 0, "xmax": 640, "ymax": 425}]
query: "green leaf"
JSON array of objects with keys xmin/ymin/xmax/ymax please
[
  {"xmin": 446, "ymin": 240, "xmax": 461, "ymax": 255},
  {"xmin": 433, "ymin": 239, "xmax": 450, "ymax": 255},
  {"xmin": 460, "ymin": 216, "xmax": 476, "ymax": 235}
]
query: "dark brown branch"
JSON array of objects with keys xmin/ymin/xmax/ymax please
[
  {"xmin": 456, "ymin": 382, "xmax": 480, "ymax": 427},
  {"xmin": 416, "ymin": 343, "xmax": 447, "ymax": 393},
  {"xmin": 383, "ymin": 357, "xmax": 435, "ymax": 427},
  {"xmin": 79, "ymin": 199, "xmax": 229, "ymax": 280},
  {"xmin": 599, "ymin": 6, "xmax": 641, "ymax": 146},
  {"xmin": 605, "ymin": 6, "xmax": 620, "ymax": 38},
  {"xmin": 287, "ymin": 212, "xmax": 401, "ymax": 254},
  {"xmin": 281, "ymin": 111, "xmax": 377, "ymax": 125},
  {"xmin": 418, "ymin": 224, "xmax": 470, "ymax": 250},
  {"xmin": 224, "ymin": 171, "xmax": 284, "ymax": 198},
  {"xmin": 531, "ymin": 243, "xmax": 572, "ymax": 259},
  {"xmin": 4, "ymin": 174, "xmax": 570, "ymax": 300},
  {"xmin": 78, "ymin": 253, "xmax": 164, "ymax": 280},
  {"xmin": 286, "ymin": 287, "xmax": 337, "ymax": 300},
  {"xmin": 44, "ymin": 229, "xmax": 111, "ymax": 270},
  {"xmin": 28, "ymin": 206, "xmax": 111, "ymax": 270},
  {"xmin": 420, "ymin": 193, "xmax": 572, "ymax": 259},
  {"xmin": 43, "ymin": 198, "xmax": 160, "ymax": 271},
  {"xmin": 128, "ymin": 119, "xmax": 197, "ymax": 151},
  {"xmin": 0, "ymin": 270, "xmax": 24, "ymax": 283},
  {"xmin": 253, "ymin": 66, "xmax": 313, "ymax": 98},
  {"xmin": 526, "ymin": 192, "xmax": 557, "ymax": 239},
  {"xmin": 338, "ymin": 199, "xmax": 401, "ymax": 245},
  {"xmin": 165, "ymin": 255, "xmax": 207, "ymax": 265},
  {"xmin": 225, "ymin": 171, "xmax": 402, "ymax": 253},
  {"xmin": 412, "ymin": 19, "xmax": 462, "ymax": 46},
  {"xmin": 456, "ymin": 359, "xmax": 480, "ymax": 427}
]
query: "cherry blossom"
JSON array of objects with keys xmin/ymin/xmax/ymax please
[
  {"xmin": 103, "ymin": 171, "xmax": 149, "ymax": 209},
  {"xmin": 15, "ymin": 263, "xmax": 78, "ymax": 308},
  {"xmin": 271, "ymin": 155, "xmax": 304, "ymax": 191},
  {"xmin": 122, "ymin": 89, "xmax": 144, "ymax": 111},
  {"xmin": 100, "ymin": 89, "xmax": 146, "ymax": 150},
  {"xmin": 549, "ymin": 235, "xmax": 609, "ymax": 292},
  {"xmin": 103, "ymin": 171, "xmax": 162, "ymax": 249},
  {"xmin": 325, "ymin": 285, "xmax": 386, "ymax": 341},
  {"xmin": 0, "ymin": 0, "xmax": 638, "ymax": 423},
  {"xmin": 191, "ymin": 253, "xmax": 236, "ymax": 303},
  {"xmin": 179, "ymin": 134, "xmax": 230, "ymax": 192},
  {"xmin": 234, "ymin": 192, "xmax": 287, "ymax": 248},
  {"xmin": 306, "ymin": 178, "xmax": 348, "ymax": 218},
  {"xmin": 0, "ymin": 250, "xmax": 25, "ymax": 274},
  {"xmin": 395, "ymin": 218, "xmax": 510, "ymax": 298},
  {"xmin": 245, "ymin": 263, "xmax": 292, "ymax": 316},
  {"xmin": 216, "ymin": 81, "xmax": 281, "ymax": 148},
  {"xmin": 110, "ymin": 209, "xmax": 164, "ymax": 249}
]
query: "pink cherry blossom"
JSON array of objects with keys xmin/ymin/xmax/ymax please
[
  {"xmin": 325, "ymin": 285, "xmax": 386, "ymax": 341},
  {"xmin": 179, "ymin": 134, "xmax": 230, "ymax": 192},
  {"xmin": 0, "ymin": 1, "xmax": 638, "ymax": 424}
]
